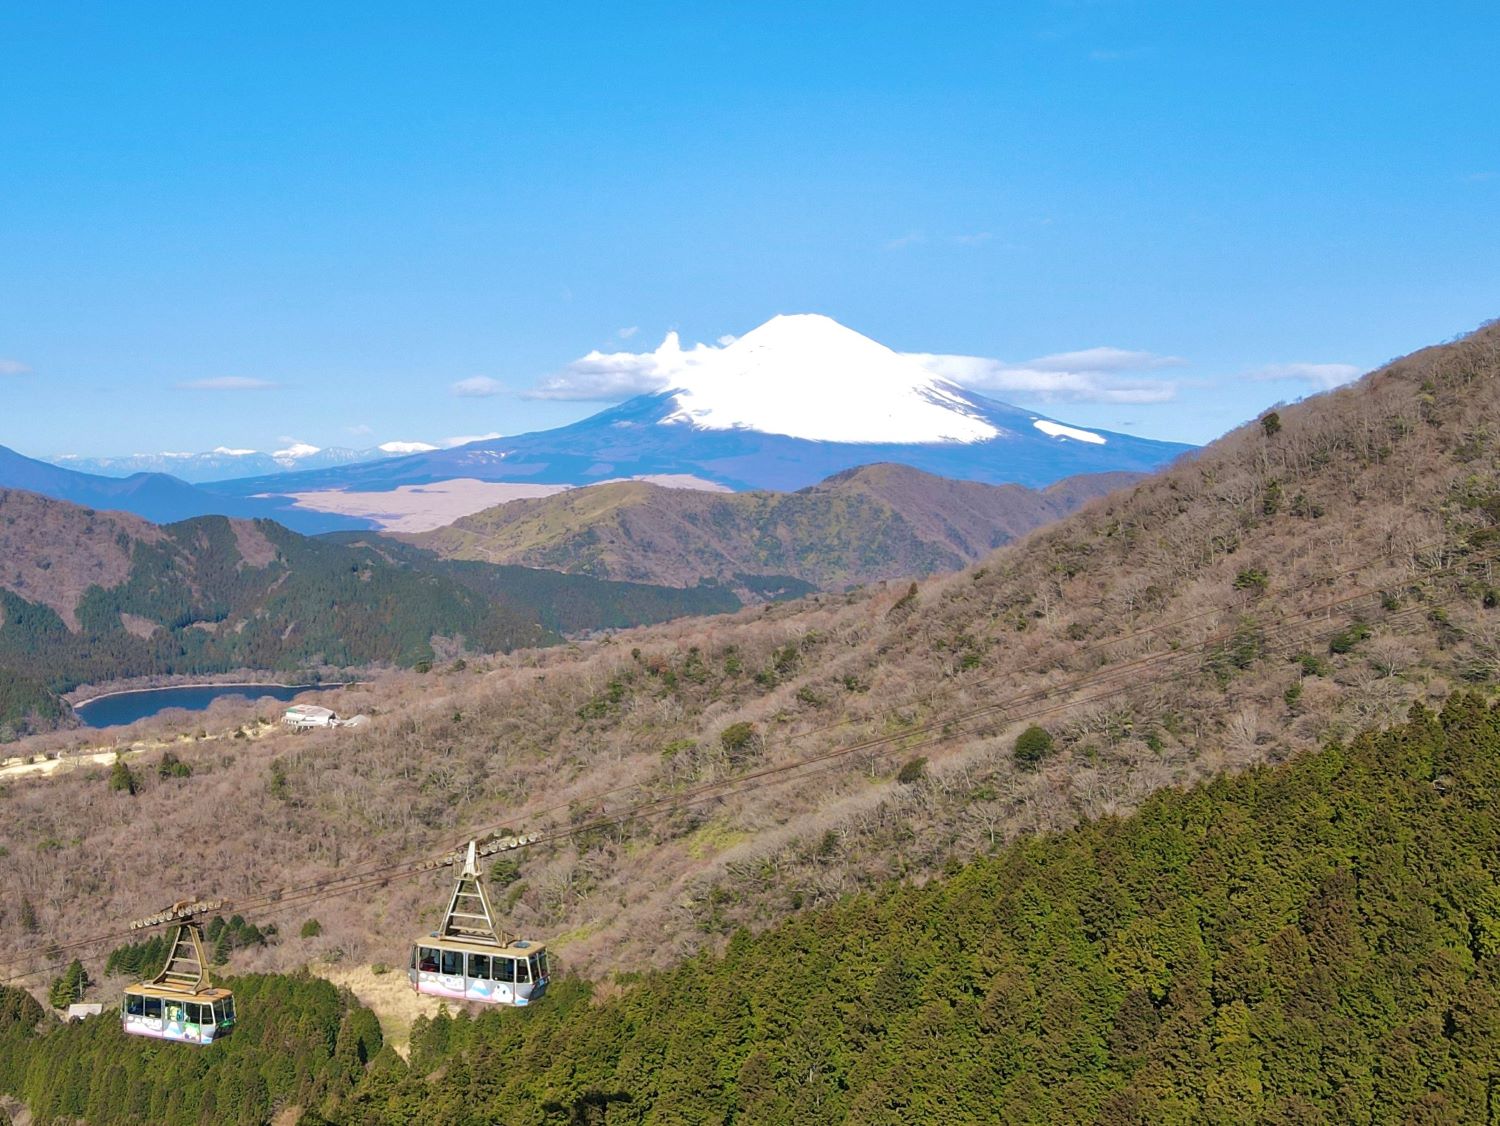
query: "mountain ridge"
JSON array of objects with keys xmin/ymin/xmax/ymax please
[
  {"xmin": 407, "ymin": 463, "xmax": 1142, "ymax": 592},
  {"xmin": 0, "ymin": 444, "xmax": 374, "ymax": 534}
]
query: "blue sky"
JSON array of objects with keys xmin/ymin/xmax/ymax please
[{"xmin": 2, "ymin": 1, "xmax": 1497, "ymax": 459}]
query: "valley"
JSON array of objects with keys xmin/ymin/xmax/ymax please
[{"xmin": 0, "ymin": 489, "xmax": 740, "ymax": 738}]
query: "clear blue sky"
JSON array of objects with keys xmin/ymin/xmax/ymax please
[{"xmin": 2, "ymin": 1, "xmax": 1497, "ymax": 458}]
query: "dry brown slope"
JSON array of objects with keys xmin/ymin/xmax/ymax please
[
  {"xmin": 4, "ymin": 319, "xmax": 1499, "ymax": 992},
  {"xmin": 0, "ymin": 490, "xmax": 159, "ymax": 627},
  {"xmin": 406, "ymin": 463, "xmax": 1140, "ymax": 592}
]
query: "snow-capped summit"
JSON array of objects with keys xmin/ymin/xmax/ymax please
[
  {"xmin": 207, "ymin": 314, "xmax": 1195, "ymax": 503},
  {"xmin": 659, "ymin": 314, "xmax": 1000, "ymax": 444},
  {"xmin": 272, "ymin": 442, "xmax": 324, "ymax": 464}
]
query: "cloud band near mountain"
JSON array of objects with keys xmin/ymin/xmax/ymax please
[{"xmin": 524, "ymin": 332, "xmax": 1187, "ymax": 405}]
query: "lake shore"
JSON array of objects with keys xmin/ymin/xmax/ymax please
[
  {"xmin": 62, "ymin": 667, "xmax": 378, "ymax": 706},
  {"xmin": 71, "ymin": 679, "xmax": 354, "ymax": 708},
  {"xmin": 72, "ymin": 682, "xmax": 353, "ymax": 730}
]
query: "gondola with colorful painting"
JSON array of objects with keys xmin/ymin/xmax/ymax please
[
  {"xmin": 409, "ymin": 839, "xmax": 549, "ymax": 1006},
  {"xmin": 121, "ymin": 900, "xmax": 236, "ymax": 1045}
]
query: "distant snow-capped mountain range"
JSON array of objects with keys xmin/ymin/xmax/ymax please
[{"xmin": 50, "ymin": 440, "xmax": 445, "ymax": 484}]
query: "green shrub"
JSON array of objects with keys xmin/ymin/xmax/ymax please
[
  {"xmin": 488, "ymin": 856, "xmax": 522, "ymax": 887},
  {"xmin": 1329, "ymin": 622, "xmax": 1372, "ymax": 654},
  {"xmin": 896, "ymin": 756, "xmax": 928, "ymax": 784},
  {"xmin": 108, "ymin": 759, "xmax": 138, "ymax": 795},
  {"xmin": 300, "ymin": 919, "xmax": 323, "ymax": 939},
  {"xmin": 1298, "ymin": 652, "xmax": 1331, "ymax": 677},
  {"xmin": 157, "ymin": 751, "xmax": 192, "ymax": 779},
  {"xmin": 1262, "ymin": 479, "xmax": 1283, "ymax": 515},
  {"xmin": 1233, "ymin": 568, "xmax": 1269, "ymax": 595},
  {"xmin": 1013, "ymin": 725, "xmax": 1056, "ymax": 768},
  {"xmin": 719, "ymin": 722, "xmax": 759, "ymax": 762}
]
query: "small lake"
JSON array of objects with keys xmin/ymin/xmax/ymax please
[{"xmin": 73, "ymin": 683, "xmax": 346, "ymax": 729}]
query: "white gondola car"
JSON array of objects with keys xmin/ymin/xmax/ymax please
[
  {"xmin": 121, "ymin": 917, "xmax": 236, "ymax": 1045},
  {"xmin": 409, "ymin": 841, "xmax": 549, "ymax": 1006}
]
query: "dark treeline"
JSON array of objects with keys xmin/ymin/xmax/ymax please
[
  {"xmin": 0, "ymin": 667, "xmax": 67, "ymax": 741},
  {"xmin": 354, "ymin": 545, "xmax": 743, "ymax": 634},
  {"xmin": 6, "ymin": 693, "xmax": 1500, "ymax": 1123}
]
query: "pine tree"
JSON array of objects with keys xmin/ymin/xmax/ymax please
[{"xmin": 47, "ymin": 959, "xmax": 89, "ymax": 1009}]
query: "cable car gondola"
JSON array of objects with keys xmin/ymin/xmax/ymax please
[
  {"xmin": 409, "ymin": 840, "xmax": 549, "ymax": 1006},
  {"xmin": 121, "ymin": 900, "xmax": 235, "ymax": 1045}
]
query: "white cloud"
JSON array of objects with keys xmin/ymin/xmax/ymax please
[
  {"xmin": 451, "ymin": 375, "xmax": 506, "ymax": 398},
  {"xmin": 177, "ymin": 376, "xmax": 277, "ymax": 390},
  {"xmin": 212, "ymin": 447, "xmax": 258, "ymax": 456},
  {"xmin": 1023, "ymin": 347, "xmax": 1185, "ymax": 373},
  {"xmin": 886, "ymin": 230, "xmax": 994, "ymax": 250},
  {"xmin": 526, "ymin": 330, "xmax": 1187, "ymax": 406},
  {"xmin": 378, "ymin": 440, "xmax": 439, "ymax": 454},
  {"xmin": 346, "ymin": 422, "xmax": 375, "ymax": 437},
  {"xmin": 442, "ymin": 432, "xmax": 503, "ymax": 448},
  {"xmin": 909, "ymin": 348, "xmax": 1183, "ymax": 404},
  {"xmin": 524, "ymin": 331, "xmax": 719, "ymax": 401},
  {"xmin": 617, "ymin": 326, "xmax": 639, "ymax": 339},
  {"xmin": 0, "ymin": 359, "xmax": 30, "ymax": 376},
  {"xmin": 884, "ymin": 231, "xmax": 926, "ymax": 250},
  {"xmin": 1244, "ymin": 361, "xmax": 1362, "ymax": 390}
]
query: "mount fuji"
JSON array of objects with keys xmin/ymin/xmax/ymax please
[{"xmin": 207, "ymin": 315, "xmax": 1194, "ymax": 510}]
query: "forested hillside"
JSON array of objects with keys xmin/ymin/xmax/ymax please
[
  {"xmin": 408, "ymin": 464, "xmax": 1139, "ymax": 594},
  {"xmin": 0, "ymin": 668, "xmax": 67, "ymax": 741},
  {"xmin": 0, "ymin": 489, "xmax": 738, "ymax": 712},
  {"xmin": 6, "ymin": 694, "xmax": 1500, "ymax": 1123},
  {"xmin": 0, "ymin": 973, "xmax": 383, "ymax": 1125},
  {"xmin": 335, "ymin": 692, "xmax": 1500, "ymax": 1123},
  {"xmin": 322, "ymin": 534, "xmax": 743, "ymax": 632},
  {"xmin": 2, "ymin": 320, "xmax": 1498, "ymax": 1038}
]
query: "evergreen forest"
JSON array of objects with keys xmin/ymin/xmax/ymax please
[{"xmin": 0, "ymin": 668, "xmax": 67, "ymax": 741}]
